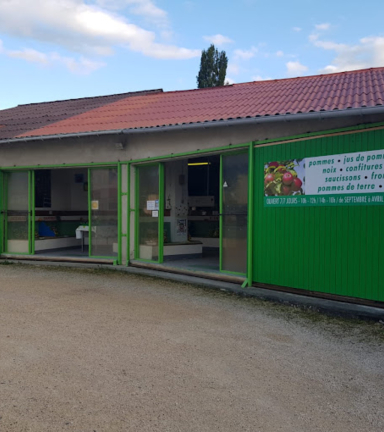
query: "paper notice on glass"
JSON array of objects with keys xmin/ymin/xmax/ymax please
[
  {"xmin": 91, "ymin": 200, "xmax": 99, "ymax": 210},
  {"xmin": 147, "ymin": 200, "xmax": 156, "ymax": 210},
  {"xmin": 152, "ymin": 210, "xmax": 159, "ymax": 217},
  {"xmin": 147, "ymin": 200, "xmax": 159, "ymax": 210}
]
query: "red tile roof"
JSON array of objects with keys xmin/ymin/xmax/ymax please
[
  {"xmin": 0, "ymin": 89, "xmax": 162, "ymax": 141},
  {"xmin": 1, "ymin": 67, "xmax": 384, "ymax": 141}
]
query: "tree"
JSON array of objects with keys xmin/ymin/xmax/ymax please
[{"xmin": 197, "ymin": 44, "xmax": 228, "ymax": 89}]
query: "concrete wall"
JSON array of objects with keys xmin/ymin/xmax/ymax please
[{"xmin": 1, "ymin": 113, "xmax": 383, "ymax": 168}]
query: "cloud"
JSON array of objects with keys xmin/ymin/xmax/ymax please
[
  {"xmin": 252, "ymin": 75, "xmax": 272, "ymax": 81},
  {"xmin": 286, "ymin": 61, "xmax": 308, "ymax": 77},
  {"xmin": 52, "ymin": 53, "xmax": 106, "ymax": 74},
  {"xmin": 310, "ymin": 34, "xmax": 384, "ymax": 73},
  {"xmin": 293, "ymin": 27, "xmax": 301, "ymax": 32},
  {"xmin": 225, "ymin": 77, "xmax": 235, "ymax": 85},
  {"xmin": 234, "ymin": 47, "xmax": 258, "ymax": 60},
  {"xmin": 8, "ymin": 48, "xmax": 49, "ymax": 65},
  {"xmin": 0, "ymin": 0, "xmax": 199, "ymax": 60},
  {"xmin": 1, "ymin": 41, "xmax": 105, "ymax": 74},
  {"xmin": 276, "ymin": 50, "xmax": 284, "ymax": 57},
  {"xmin": 315, "ymin": 23, "xmax": 330, "ymax": 31},
  {"xmin": 203, "ymin": 34, "xmax": 234, "ymax": 46},
  {"xmin": 95, "ymin": 0, "xmax": 168, "ymax": 27}
]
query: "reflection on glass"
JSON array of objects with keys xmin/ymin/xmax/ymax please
[
  {"xmin": 222, "ymin": 152, "xmax": 248, "ymax": 274},
  {"xmin": 7, "ymin": 172, "xmax": 29, "ymax": 253},
  {"xmin": 90, "ymin": 168, "xmax": 118, "ymax": 257},
  {"xmin": 138, "ymin": 165, "xmax": 159, "ymax": 261}
]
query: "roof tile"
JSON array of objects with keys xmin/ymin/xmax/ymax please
[{"xmin": 1, "ymin": 68, "xmax": 384, "ymax": 141}]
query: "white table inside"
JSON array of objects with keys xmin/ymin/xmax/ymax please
[{"xmin": 75, "ymin": 225, "xmax": 89, "ymax": 252}]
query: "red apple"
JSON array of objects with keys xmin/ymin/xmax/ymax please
[
  {"xmin": 291, "ymin": 177, "xmax": 303, "ymax": 191},
  {"xmin": 268, "ymin": 161, "xmax": 279, "ymax": 169},
  {"xmin": 264, "ymin": 173, "xmax": 275, "ymax": 185},
  {"xmin": 282, "ymin": 172, "xmax": 294, "ymax": 185}
]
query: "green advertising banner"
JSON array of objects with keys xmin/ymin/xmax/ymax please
[{"xmin": 264, "ymin": 149, "xmax": 384, "ymax": 207}]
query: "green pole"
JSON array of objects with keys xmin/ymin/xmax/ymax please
[
  {"xmin": 87, "ymin": 168, "xmax": 92, "ymax": 256},
  {"xmin": 158, "ymin": 163, "xmax": 164, "ymax": 263},
  {"xmin": 117, "ymin": 162, "xmax": 122, "ymax": 265},
  {"xmin": 247, "ymin": 143, "xmax": 254, "ymax": 287},
  {"xmin": 31, "ymin": 170, "xmax": 35, "ymax": 255},
  {"xmin": 28, "ymin": 171, "xmax": 32, "ymax": 254},
  {"xmin": 4, "ymin": 173, "xmax": 8, "ymax": 253},
  {"xmin": 0, "ymin": 171, "xmax": 3, "ymax": 254},
  {"xmin": 126, "ymin": 163, "xmax": 131, "ymax": 266},
  {"xmin": 219, "ymin": 154, "xmax": 223, "ymax": 272},
  {"xmin": 134, "ymin": 167, "xmax": 139, "ymax": 259}
]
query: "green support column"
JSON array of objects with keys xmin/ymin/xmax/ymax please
[
  {"xmin": 30, "ymin": 170, "xmax": 35, "ymax": 255},
  {"xmin": 117, "ymin": 162, "xmax": 122, "ymax": 265},
  {"xmin": 134, "ymin": 167, "xmax": 139, "ymax": 260},
  {"xmin": 0, "ymin": 171, "xmax": 3, "ymax": 254},
  {"xmin": 126, "ymin": 163, "xmax": 131, "ymax": 266},
  {"xmin": 87, "ymin": 168, "xmax": 92, "ymax": 257},
  {"xmin": 247, "ymin": 143, "xmax": 255, "ymax": 287},
  {"xmin": 27, "ymin": 171, "xmax": 34, "ymax": 255},
  {"xmin": 158, "ymin": 163, "xmax": 164, "ymax": 263},
  {"xmin": 3, "ymin": 173, "xmax": 8, "ymax": 252},
  {"xmin": 219, "ymin": 154, "xmax": 223, "ymax": 272}
]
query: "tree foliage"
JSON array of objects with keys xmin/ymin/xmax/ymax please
[{"xmin": 197, "ymin": 44, "xmax": 228, "ymax": 89}]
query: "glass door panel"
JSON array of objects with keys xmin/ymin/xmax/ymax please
[
  {"xmin": 5, "ymin": 172, "xmax": 30, "ymax": 254},
  {"xmin": 136, "ymin": 165, "xmax": 160, "ymax": 261},
  {"xmin": 89, "ymin": 168, "xmax": 118, "ymax": 257},
  {"xmin": 221, "ymin": 152, "xmax": 248, "ymax": 274}
]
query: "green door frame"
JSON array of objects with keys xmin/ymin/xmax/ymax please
[{"xmin": 133, "ymin": 150, "xmax": 254, "ymax": 286}]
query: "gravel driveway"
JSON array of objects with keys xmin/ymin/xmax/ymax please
[{"xmin": 0, "ymin": 264, "xmax": 383, "ymax": 432}]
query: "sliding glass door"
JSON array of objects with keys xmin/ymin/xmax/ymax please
[
  {"xmin": 89, "ymin": 167, "xmax": 118, "ymax": 258},
  {"xmin": 3, "ymin": 171, "xmax": 34, "ymax": 254},
  {"xmin": 220, "ymin": 152, "xmax": 249, "ymax": 275},
  {"xmin": 135, "ymin": 163, "xmax": 164, "ymax": 262}
]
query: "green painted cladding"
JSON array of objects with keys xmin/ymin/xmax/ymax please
[{"xmin": 253, "ymin": 128, "xmax": 384, "ymax": 302}]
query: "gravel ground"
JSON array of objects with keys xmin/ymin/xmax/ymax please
[{"xmin": 0, "ymin": 264, "xmax": 383, "ymax": 432}]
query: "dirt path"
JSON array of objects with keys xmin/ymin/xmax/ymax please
[{"xmin": 0, "ymin": 264, "xmax": 383, "ymax": 432}]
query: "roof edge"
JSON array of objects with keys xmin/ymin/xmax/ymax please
[{"xmin": 2, "ymin": 106, "xmax": 384, "ymax": 145}]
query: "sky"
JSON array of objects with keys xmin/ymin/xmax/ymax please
[{"xmin": 1, "ymin": 0, "xmax": 384, "ymax": 109}]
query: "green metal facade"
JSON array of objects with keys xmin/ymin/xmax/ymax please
[{"xmin": 253, "ymin": 128, "xmax": 384, "ymax": 302}]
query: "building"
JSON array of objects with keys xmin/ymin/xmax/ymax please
[{"xmin": 1, "ymin": 67, "xmax": 384, "ymax": 305}]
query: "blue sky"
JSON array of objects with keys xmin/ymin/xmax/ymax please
[{"xmin": 1, "ymin": 0, "xmax": 384, "ymax": 109}]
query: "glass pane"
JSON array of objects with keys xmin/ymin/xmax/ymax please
[
  {"xmin": 90, "ymin": 168, "xmax": 118, "ymax": 257},
  {"xmin": 7, "ymin": 172, "xmax": 29, "ymax": 253},
  {"xmin": 138, "ymin": 165, "xmax": 159, "ymax": 261},
  {"xmin": 222, "ymin": 214, "xmax": 247, "ymax": 274},
  {"xmin": 222, "ymin": 152, "xmax": 248, "ymax": 274}
]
